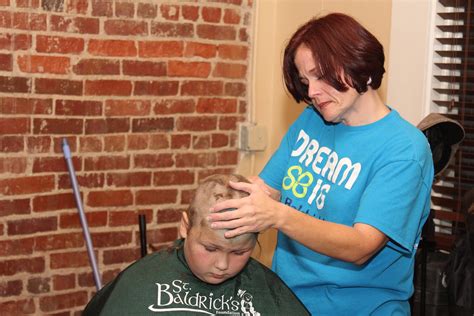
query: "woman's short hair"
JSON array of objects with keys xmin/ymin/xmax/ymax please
[{"xmin": 283, "ymin": 13, "xmax": 385, "ymax": 103}]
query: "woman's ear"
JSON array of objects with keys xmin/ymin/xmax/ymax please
[{"xmin": 179, "ymin": 212, "xmax": 189, "ymax": 238}]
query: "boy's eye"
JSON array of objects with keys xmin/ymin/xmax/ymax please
[
  {"xmin": 204, "ymin": 247, "xmax": 216, "ymax": 252},
  {"xmin": 233, "ymin": 250, "xmax": 248, "ymax": 256}
]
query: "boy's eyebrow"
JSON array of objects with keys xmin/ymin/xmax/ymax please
[{"xmin": 201, "ymin": 240, "xmax": 253, "ymax": 252}]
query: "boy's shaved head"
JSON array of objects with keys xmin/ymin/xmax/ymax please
[{"xmin": 186, "ymin": 174, "xmax": 253, "ymax": 240}]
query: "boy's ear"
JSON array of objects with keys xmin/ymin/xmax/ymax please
[{"xmin": 179, "ymin": 211, "xmax": 189, "ymax": 238}]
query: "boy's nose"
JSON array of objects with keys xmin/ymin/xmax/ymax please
[{"xmin": 215, "ymin": 254, "xmax": 229, "ymax": 271}]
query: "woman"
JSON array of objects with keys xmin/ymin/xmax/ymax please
[{"xmin": 208, "ymin": 13, "xmax": 434, "ymax": 315}]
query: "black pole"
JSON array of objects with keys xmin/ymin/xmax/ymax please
[{"xmin": 139, "ymin": 214, "xmax": 147, "ymax": 258}]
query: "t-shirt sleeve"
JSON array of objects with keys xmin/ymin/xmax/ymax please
[{"xmin": 354, "ymin": 159, "xmax": 432, "ymax": 254}]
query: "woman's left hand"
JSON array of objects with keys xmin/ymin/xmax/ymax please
[{"xmin": 207, "ymin": 180, "xmax": 280, "ymax": 238}]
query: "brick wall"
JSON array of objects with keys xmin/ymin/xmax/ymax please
[{"xmin": 0, "ymin": 0, "xmax": 253, "ymax": 314}]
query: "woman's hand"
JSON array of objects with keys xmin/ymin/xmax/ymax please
[{"xmin": 207, "ymin": 178, "xmax": 281, "ymax": 238}]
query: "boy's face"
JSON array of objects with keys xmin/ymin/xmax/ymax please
[{"xmin": 180, "ymin": 221, "xmax": 256, "ymax": 284}]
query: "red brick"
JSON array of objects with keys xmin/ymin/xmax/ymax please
[
  {"xmin": 197, "ymin": 24, "xmax": 236, "ymax": 40},
  {"xmin": 151, "ymin": 22, "xmax": 193, "ymax": 37},
  {"xmin": 0, "ymin": 198, "xmax": 30, "ymax": 216},
  {"xmin": 127, "ymin": 134, "xmax": 148, "ymax": 150},
  {"xmin": 193, "ymin": 135, "xmax": 210, "ymax": 149},
  {"xmin": 79, "ymin": 136, "xmax": 102, "ymax": 152},
  {"xmin": 85, "ymin": 80, "xmax": 132, "ymax": 96},
  {"xmin": 18, "ymin": 55, "xmax": 70, "ymax": 74},
  {"xmin": 202, "ymin": 7, "xmax": 221, "ymax": 23},
  {"xmin": 197, "ymin": 97, "xmax": 237, "ymax": 113},
  {"xmin": 105, "ymin": 99, "xmax": 150, "ymax": 116},
  {"xmin": 17, "ymin": 0, "xmax": 39, "ymax": 8},
  {"xmin": 0, "ymin": 117, "xmax": 29, "ymax": 134},
  {"xmin": 27, "ymin": 277, "xmax": 50, "ymax": 294},
  {"xmin": 106, "ymin": 172, "xmax": 151, "ymax": 187},
  {"xmin": 115, "ymin": 2, "xmax": 134, "ymax": 18},
  {"xmin": 153, "ymin": 99, "xmax": 195, "ymax": 114},
  {"xmin": 168, "ymin": 60, "xmax": 211, "ymax": 78},
  {"xmin": 0, "ymin": 299, "xmax": 36, "ymax": 315},
  {"xmin": 0, "ymin": 157, "xmax": 27, "ymax": 173},
  {"xmin": 177, "ymin": 116, "xmax": 217, "ymax": 131},
  {"xmin": 0, "ymin": 0, "xmax": 9, "ymax": 6},
  {"xmin": 150, "ymin": 134, "xmax": 169, "ymax": 149},
  {"xmin": 132, "ymin": 117, "xmax": 174, "ymax": 132},
  {"xmin": 138, "ymin": 40, "xmax": 183, "ymax": 57},
  {"xmin": 50, "ymin": 251, "xmax": 90, "ymax": 269},
  {"xmin": 34, "ymin": 232, "xmax": 84, "ymax": 251},
  {"xmin": 91, "ymin": 0, "xmax": 112, "ymax": 17},
  {"xmin": 13, "ymin": 12, "xmax": 46, "ymax": 31},
  {"xmin": 56, "ymin": 99, "xmax": 102, "ymax": 116},
  {"xmin": 213, "ymin": 62, "xmax": 247, "ymax": 79},
  {"xmin": 59, "ymin": 211, "xmax": 107, "ymax": 229},
  {"xmin": 50, "ymin": 15, "xmax": 99, "ymax": 34},
  {"xmin": 218, "ymin": 44, "xmax": 248, "ymax": 60},
  {"xmin": 212, "ymin": 133, "xmax": 229, "ymax": 147},
  {"xmin": 8, "ymin": 217, "xmax": 57, "ymax": 235},
  {"xmin": 0, "ymin": 97, "xmax": 52, "ymax": 114},
  {"xmin": 0, "ymin": 280, "xmax": 23, "ymax": 297},
  {"xmin": 88, "ymin": 39, "xmax": 137, "ymax": 57},
  {"xmin": 0, "ymin": 76, "xmax": 31, "ymax": 93},
  {"xmin": 181, "ymin": 80, "xmax": 223, "ymax": 96},
  {"xmin": 39, "ymin": 290, "xmax": 88, "ymax": 312},
  {"xmin": 104, "ymin": 135, "xmax": 125, "ymax": 152},
  {"xmin": 184, "ymin": 42, "xmax": 217, "ymax": 58},
  {"xmin": 58, "ymin": 172, "xmax": 105, "ymax": 190},
  {"xmin": 217, "ymin": 150, "xmax": 238, "ymax": 165},
  {"xmin": 27, "ymin": 136, "xmax": 51, "ymax": 153},
  {"xmin": 92, "ymin": 231, "xmax": 132, "ymax": 247},
  {"xmin": 0, "ymin": 11, "xmax": 11, "ymax": 28},
  {"xmin": 0, "ymin": 257, "xmax": 44, "ymax": 276},
  {"xmin": 157, "ymin": 208, "xmax": 183, "ymax": 223},
  {"xmin": 153, "ymin": 170, "xmax": 194, "ymax": 186},
  {"xmin": 134, "ymin": 153, "xmax": 173, "ymax": 168},
  {"xmin": 85, "ymin": 118, "xmax": 130, "ymax": 134},
  {"xmin": 181, "ymin": 5, "xmax": 198, "ymax": 21},
  {"xmin": 35, "ymin": 78, "xmax": 82, "ymax": 95},
  {"xmin": 103, "ymin": 247, "xmax": 139, "ymax": 264},
  {"xmin": 0, "ymin": 53, "xmax": 12, "ymax": 70},
  {"xmin": 0, "ymin": 238, "xmax": 34, "ymax": 256},
  {"xmin": 160, "ymin": 4, "xmax": 179, "ymax": 20},
  {"xmin": 73, "ymin": 58, "xmax": 119, "ymax": 75},
  {"xmin": 104, "ymin": 19, "xmax": 147, "ymax": 35},
  {"xmin": 134, "ymin": 80, "xmax": 179, "ymax": 96},
  {"xmin": 171, "ymin": 134, "xmax": 191, "ymax": 149},
  {"xmin": 53, "ymin": 274, "xmax": 75, "ymax": 291},
  {"xmin": 109, "ymin": 209, "xmax": 152, "ymax": 227},
  {"xmin": 0, "ymin": 33, "xmax": 32, "ymax": 50},
  {"xmin": 225, "ymin": 82, "xmax": 246, "ymax": 96},
  {"xmin": 239, "ymin": 27, "xmax": 249, "ymax": 42},
  {"xmin": 84, "ymin": 155, "xmax": 130, "ymax": 171},
  {"xmin": 147, "ymin": 227, "xmax": 178, "ymax": 244},
  {"xmin": 36, "ymin": 35, "xmax": 84, "ymax": 54},
  {"xmin": 33, "ymin": 118, "xmax": 83, "ymax": 134},
  {"xmin": 0, "ymin": 175, "xmax": 54, "ymax": 195},
  {"xmin": 66, "ymin": 0, "xmax": 88, "ymax": 14},
  {"xmin": 136, "ymin": 189, "xmax": 177, "ymax": 205},
  {"xmin": 0, "ymin": 136, "xmax": 24, "ymax": 152},
  {"xmin": 123, "ymin": 60, "xmax": 166, "ymax": 77},
  {"xmin": 176, "ymin": 152, "xmax": 217, "ymax": 168},
  {"xmin": 219, "ymin": 116, "xmax": 239, "ymax": 130},
  {"xmin": 33, "ymin": 192, "xmax": 77, "ymax": 212},
  {"xmin": 224, "ymin": 8, "xmax": 241, "ymax": 24},
  {"xmin": 88, "ymin": 190, "xmax": 133, "ymax": 207},
  {"xmin": 137, "ymin": 3, "xmax": 156, "ymax": 18}
]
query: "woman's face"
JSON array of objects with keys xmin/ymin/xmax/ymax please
[
  {"xmin": 294, "ymin": 45, "xmax": 362, "ymax": 125},
  {"xmin": 182, "ymin": 225, "xmax": 256, "ymax": 284}
]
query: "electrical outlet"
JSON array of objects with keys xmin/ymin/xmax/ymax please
[{"xmin": 239, "ymin": 123, "xmax": 267, "ymax": 151}]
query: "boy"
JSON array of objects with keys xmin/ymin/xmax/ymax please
[{"xmin": 83, "ymin": 174, "xmax": 309, "ymax": 315}]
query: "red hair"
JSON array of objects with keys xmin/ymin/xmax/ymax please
[{"xmin": 283, "ymin": 13, "xmax": 385, "ymax": 103}]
